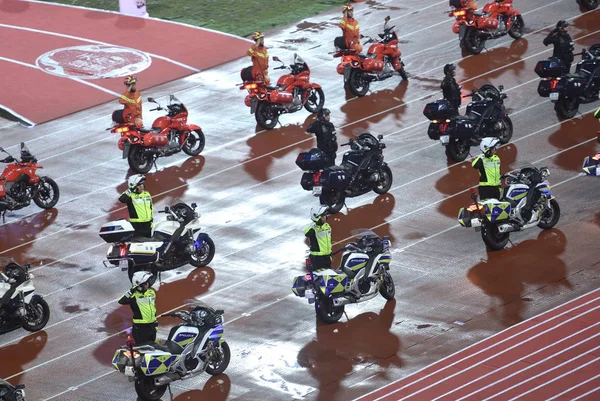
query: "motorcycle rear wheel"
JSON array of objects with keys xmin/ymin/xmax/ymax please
[
  {"xmin": 182, "ymin": 129, "xmax": 205, "ymax": 156},
  {"xmin": 445, "ymin": 139, "xmax": 470, "ymax": 162},
  {"xmin": 135, "ymin": 376, "xmax": 167, "ymax": 401},
  {"xmin": 304, "ymin": 88, "xmax": 325, "ymax": 113},
  {"xmin": 373, "ymin": 165, "xmax": 393, "ymax": 194},
  {"xmin": 348, "ymin": 69, "xmax": 370, "ymax": 97},
  {"xmin": 320, "ymin": 191, "xmax": 345, "ymax": 214},
  {"xmin": 205, "ymin": 341, "xmax": 231, "ymax": 375},
  {"xmin": 33, "ymin": 177, "xmax": 60, "ymax": 209},
  {"xmin": 379, "ymin": 272, "xmax": 395, "ymax": 300},
  {"xmin": 189, "ymin": 235, "xmax": 216, "ymax": 267},
  {"xmin": 128, "ymin": 145, "xmax": 153, "ymax": 174},
  {"xmin": 555, "ymin": 96, "xmax": 580, "ymax": 119},
  {"xmin": 538, "ymin": 199, "xmax": 561, "ymax": 229},
  {"xmin": 481, "ymin": 223, "xmax": 510, "ymax": 251},
  {"xmin": 463, "ymin": 28, "xmax": 485, "ymax": 55},
  {"xmin": 315, "ymin": 296, "xmax": 345, "ymax": 324},
  {"xmin": 21, "ymin": 295, "xmax": 50, "ymax": 332},
  {"xmin": 508, "ymin": 16, "xmax": 525, "ymax": 39},
  {"xmin": 255, "ymin": 101, "xmax": 279, "ymax": 130}
]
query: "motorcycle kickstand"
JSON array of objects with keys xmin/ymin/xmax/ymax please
[
  {"xmin": 152, "ymin": 156, "xmax": 159, "ymax": 172},
  {"xmin": 167, "ymin": 383, "xmax": 173, "ymax": 399},
  {"xmin": 343, "ymin": 310, "xmax": 350, "ymax": 322},
  {"xmin": 0, "ymin": 210, "xmax": 5, "ymax": 224}
]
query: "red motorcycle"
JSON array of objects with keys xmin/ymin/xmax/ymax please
[
  {"xmin": 240, "ymin": 53, "xmax": 325, "ymax": 130},
  {"xmin": 334, "ymin": 17, "xmax": 408, "ymax": 97},
  {"xmin": 449, "ymin": 0, "xmax": 524, "ymax": 55},
  {"xmin": 0, "ymin": 143, "xmax": 59, "ymax": 218},
  {"xmin": 110, "ymin": 95, "xmax": 205, "ymax": 173}
]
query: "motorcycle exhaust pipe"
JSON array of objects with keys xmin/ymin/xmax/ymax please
[
  {"xmin": 333, "ymin": 286, "xmax": 380, "ymax": 307},
  {"xmin": 154, "ymin": 373, "xmax": 181, "ymax": 387},
  {"xmin": 497, "ymin": 223, "xmax": 519, "ymax": 233}
]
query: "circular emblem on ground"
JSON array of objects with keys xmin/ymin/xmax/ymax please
[{"xmin": 36, "ymin": 44, "xmax": 152, "ymax": 80}]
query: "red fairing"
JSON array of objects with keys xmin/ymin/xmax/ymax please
[
  {"xmin": 277, "ymin": 74, "xmax": 296, "ymax": 88},
  {"xmin": 152, "ymin": 116, "xmax": 171, "ymax": 131},
  {"xmin": 0, "ymin": 179, "xmax": 5, "ymax": 197},
  {"xmin": 368, "ymin": 43, "xmax": 385, "ymax": 57},
  {"xmin": 269, "ymin": 90, "xmax": 294, "ymax": 104},
  {"xmin": 2, "ymin": 163, "xmax": 40, "ymax": 184},
  {"xmin": 362, "ymin": 58, "xmax": 384, "ymax": 72},
  {"xmin": 143, "ymin": 133, "xmax": 169, "ymax": 147}
]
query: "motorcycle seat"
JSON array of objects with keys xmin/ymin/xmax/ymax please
[
  {"xmin": 128, "ymin": 235, "xmax": 159, "ymax": 243},
  {"xmin": 340, "ymin": 265, "xmax": 357, "ymax": 279},
  {"xmin": 139, "ymin": 127, "xmax": 162, "ymax": 134},
  {"xmin": 564, "ymin": 73, "xmax": 587, "ymax": 79},
  {"xmin": 266, "ymin": 85, "xmax": 281, "ymax": 90},
  {"xmin": 152, "ymin": 340, "xmax": 184, "ymax": 354},
  {"xmin": 473, "ymin": 10, "xmax": 490, "ymax": 17},
  {"xmin": 453, "ymin": 113, "xmax": 479, "ymax": 121},
  {"xmin": 324, "ymin": 165, "xmax": 347, "ymax": 171},
  {"xmin": 357, "ymin": 54, "xmax": 368, "ymax": 59}
]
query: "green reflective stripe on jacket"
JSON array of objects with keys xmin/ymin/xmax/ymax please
[
  {"xmin": 594, "ymin": 107, "xmax": 600, "ymax": 119},
  {"xmin": 132, "ymin": 289, "xmax": 156, "ymax": 324},
  {"xmin": 129, "ymin": 192, "xmax": 153, "ymax": 223},
  {"xmin": 472, "ymin": 154, "xmax": 501, "ymax": 186}
]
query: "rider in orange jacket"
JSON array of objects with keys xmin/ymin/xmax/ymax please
[
  {"xmin": 119, "ymin": 75, "xmax": 143, "ymax": 128},
  {"xmin": 247, "ymin": 31, "xmax": 270, "ymax": 84},
  {"xmin": 339, "ymin": 3, "xmax": 362, "ymax": 53}
]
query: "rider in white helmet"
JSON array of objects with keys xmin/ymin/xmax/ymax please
[
  {"xmin": 305, "ymin": 206, "xmax": 333, "ymax": 270},
  {"xmin": 119, "ymin": 174, "xmax": 153, "ymax": 238},
  {"xmin": 118, "ymin": 271, "xmax": 157, "ymax": 344},
  {"xmin": 472, "ymin": 137, "xmax": 502, "ymax": 200}
]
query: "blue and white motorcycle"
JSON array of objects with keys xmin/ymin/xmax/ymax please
[
  {"xmin": 458, "ymin": 166, "xmax": 560, "ymax": 250},
  {"xmin": 112, "ymin": 302, "xmax": 230, "ymax": 401},
  {"xmin": 99, "ymin": 202, "xmax": 215, "ymax": 281}
]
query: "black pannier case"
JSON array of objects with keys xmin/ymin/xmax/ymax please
[
  {"xmin": 534, "ymin": 58, "xmax": 568, "ymax": 78},
  {"xmin": 296, "ymin": 148, "xmax": 327, "ymax": 171},
  {"xmin": 322, "ymin": 169, "xmax": 350, "ymax": 190},
  {"xmin": 423, "ymin": 99, "xmax": 455, "ymax": 121}
]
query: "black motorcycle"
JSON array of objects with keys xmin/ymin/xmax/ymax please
[
  {"xmin": 0, "ymin": 379, "xmax": 25, "ymax": 401},
  {"xmin": 296, "ymin": 133, "xmax": 393, "ymax": 214},
  {"xmin": 535, "ymin": 44, "xmax": 600, "ymax": 119},
  {"xmin": 423, "ymin": 84, "xmax": 513, "ymax": 162},
  {"xmin": 579, "ymin": 0, "xmax": 599, "ymax": 10}
]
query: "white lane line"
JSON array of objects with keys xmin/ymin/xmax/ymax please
[
  {"xmin": 0, "ymin": 56, "xmax": 119, "ymax": 97},
  {"xmin": 0, "ymin": 103, "xmax": 36, "ymax": 127},
  {"xmin": 502, "ymin": 354, "xmax": 600, "ymax": 401},
  {"xmin": 446, "ymin": 323, "xmax": 600, "ymax": 400},
  {"xmin": 571, "ymin": 385, "xmax": 600, "ymax": 401},
  {"xmin": 42, "ymin": 370, "xmax": 116, "ymax": 401},
  {"xmin": 0, "ymin": 23, "xmax": 199, "ymax": 72},
  {"xmin": 547, "ymin": 373, "xmax": 600, "ymax": 401}
]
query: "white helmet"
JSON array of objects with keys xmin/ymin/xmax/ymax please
[
  {"xmin": 310, "ymin": 206, "xmax": 329, "ymax": 222},
  {"xmin": 480, "ymin": 137, "xmax": 500, "ymax": 154},
  {"xmin": 132, "ymin": 271, "xmax": 154, "ymax": 287},
  {"xmin": 128, "ymin": 174, "xmax": 145, "ymax": 189}
]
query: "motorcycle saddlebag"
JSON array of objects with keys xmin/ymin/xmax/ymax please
[
  {"xmin": 534, "ymin": 58, "xmax": 568, "ymax": 78},
  {"xmin": 447, "ymin": 118, "xmax": 477, "ymax": 140},
  {"xmin": 301, "ymin": 172, "xmax": 315, "ymax": 190},
  {"xmin": 143, "ymin": 132, "xmax": 169, "ymax": 147},
  {"xmin": 268, "ymin": 90, "xmax": 294, "ymax": 104},
  {"xmin": 563, "ymin": 77, "xmax": 586, "ymax": 96},
  {"xmin": 112, "ymin": 109, "xmax": 125, "ymax": 124},
  {"xmin": 362, "ymin": 58, "xmax": 384, "ymax": 72},
  {"xmin": 296, "ymin": 148, "xmax": 327, "ymax": 171},
  {"xmin": 537, "ymin": 80, "xmax": 552, "ymax": 97},
  {"xmin": 99, "ymin": 220, "xmax": 136, "ymax": 243},
  {"xmin": 314, "ymin": 271, "xmax": 350, "ymax": 296},
  {"xmin": 292, "ymin": 275, "xmax": 308, "ymax": 297},
  {"xmin": 449, "ymin": 0, "xmax": 463, "ymax": 8},
  {"xmin": 334, "ymin": 36, "xmax": 347, "ymax": 50},
  {"xmin": 423, "ymin": 99, "xmax": 455, "ymax": 121},
  {"xmin": 428, "ymin": 122, "xmax": 443, "ymax": 140},
  {"xmin": 140, "ymin": 351, "xmax": 177, "ymax": 375},
  {"xmin": 322, "ymin": 168, "xmax": 350, "ymax": 190},
  {"xmin": 240, "ymin": 65, "xmax": 253, "ymax": 82}
]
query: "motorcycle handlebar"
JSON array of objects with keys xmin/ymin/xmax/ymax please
[{"xmin": 274, "ymin": 66, "xmax": 286, "ymax": 70}]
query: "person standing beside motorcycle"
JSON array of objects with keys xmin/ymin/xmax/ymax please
[
  {"xmin": 543, "ymin": 20, "xmax": 574, "ymax": 71},
  {"xmin": 119, "ymin": 75, "xmax": 143, "ymax": 129},
  {"xmin": 339, "ymin": 3, "xmax": 362, "ymax": 53},
  {"xmin": 247, "ymin": 31, "xmax": 270, "ymax": 85},
  {"xmin": 119, "ymin": 174, "xmax": 153, "ymax": 238},
  {"xmin": 441, "ymin": 63, "xmax": 462, "ymax": 115},
  {"xmin": 306, "ymin": 108, "xmax": 338, "ymax": 167},
  {"xmin": 305, "ymin": 206, "xmax": 332, "ymax": 270},
  {"xmin": 472, "ymin": 138, "xmax": 502, "ymax": 200},
  {"xmin": 118, "ymin": 271, "xmax": 157, "ymax": 344}
]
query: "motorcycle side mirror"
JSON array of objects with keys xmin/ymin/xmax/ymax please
[
  {"xmin": 191, "ymin": 202, "xmax": 197, "ymax": 209},
  {"xmin": 498, "ymin": 85, "xmax": 504, "ymax": 91},
  {"xmin": 147, "ymin": 97, "xmax": 155, "ymax": 103},
  {"xmin": 377, "ymin": 135, "xmax": 383, "ymax": 140},
  {"xmin": 24, "ymin": 263, "xmax": 31, "ymax": 270},
  {"xmin": 164, "ymin": 206, "xmax": 169, "ymax": 213},
  {"xmin": 272, "ymin": 56, "xmax": 281, "ymax": 62},
  {"xmin": 169, "ymin": 94, "xmax": 175, "ymax": 101}
]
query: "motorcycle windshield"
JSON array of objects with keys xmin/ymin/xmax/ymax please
[
  {"xmin": 20, "ymin": 142, "xmax": 31, "ymax": 156},
  {"xmin": 293, "ymin": 53, "xmax": 306, "ymax": 66},
  {"xmin": 350, "ymin": 229, "xmax": 380, "ymax": 239}
]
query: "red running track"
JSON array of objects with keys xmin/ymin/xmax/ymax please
[
  {"xmin": 0, "ymin": 0, "xmax": 250, "ymax": 124},
  {"xmin": 355, "ymin": 288, "xmax": 600, "ymax": 401}
]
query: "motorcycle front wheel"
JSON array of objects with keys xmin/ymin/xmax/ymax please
[
  {"xmin": 135, "ymin": 376, "xmax": 167, "ymax": 401},
  {"xmin": 497, "ymin": 116, "xmax": 513, "ymax": 144},
  {"xmin": 580, "ymin": 0, "xmax": 599, "ymax": 10},
  {"xmin": 538, "ymin": 199, "xmax": 561, "ymax": 229},
  {"xmin": 348, "ymin": 69, "xmax": 370, "ymax": 97},
  {"xmin": 33, "ymin": 177, "xmax": 60, "ymax": 209},
  {"xmin": 182, "ymin": 129, "xmax": 205, "ymax": 156},
  {"xmin": 445, "ymin": 138, "xmax": 470, "ymax": 162},
  {"xmin": 508, "ymin": 15, "xmax": 525, "ymax": 39},
  {"xmin": 304, "ymin": 88, "xmax": 325, "ymax": 113},
  {"xmin": 379, "ymin": 271, "xmax": 395, "ymax": 300},
  {"xmin": 255, "ymin": 101, "xmax": 279, "ymax": 130},
  {"xmin": 189, "ymin": 235, "xmax": 216, "ymax": 267},
  {"xmin": 481, "ymin": 223, "xmax": 510, "ymax": 251},
  {"xmin": 315, "ymin": 295, "xmax": 345, "ymax": 324},
  {"xmin": 555, "ymin": 96, "xmax": 580, "ymax": 119},
  {"xmin": 21, "ymin": 295, "xmax": 50, "ymax": 332},
  {"xmin": 128, "ymin": 145, "xmax": 153, "ymax": 173},
  {"xmin": 373, "ymin": 165, "xmax": 393, "ymax": 194},
  {"xmin": 205, "ymin": 341, "xmax": 231, "ymax": 376},
  {"xmin": 463, "ymin": 28, "xmax": 485, "ymax": 55}
]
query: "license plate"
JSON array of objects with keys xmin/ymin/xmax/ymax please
[
  {"xmin": 550, "ymin": 92, "xmax": 559, "ymax": 101},
  {"xmin": 125, "ymin": 366, "xmax": 135, "ymax": 377},
  {"xmin": 471, "ymin": 218, "xmax": 481, "ymax": 228},
  {"xmin": 312, "ymin": 186, "xmax": 322, "ymax": 195},
  {"xmin": 305, "ymin": 291, "xmax": 315, "ymax": 300},
  {"xmin": 440, "ymin": 135, "xmax": 450, "ymax": 145},
  {"xmin": 119, "ymin": 259, "xmax": 128, "ymax": 270}
]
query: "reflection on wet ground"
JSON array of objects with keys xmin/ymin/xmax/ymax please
[{"xmin": 0, "ymin": 331, "xmax": 47, "ymax": 382}]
